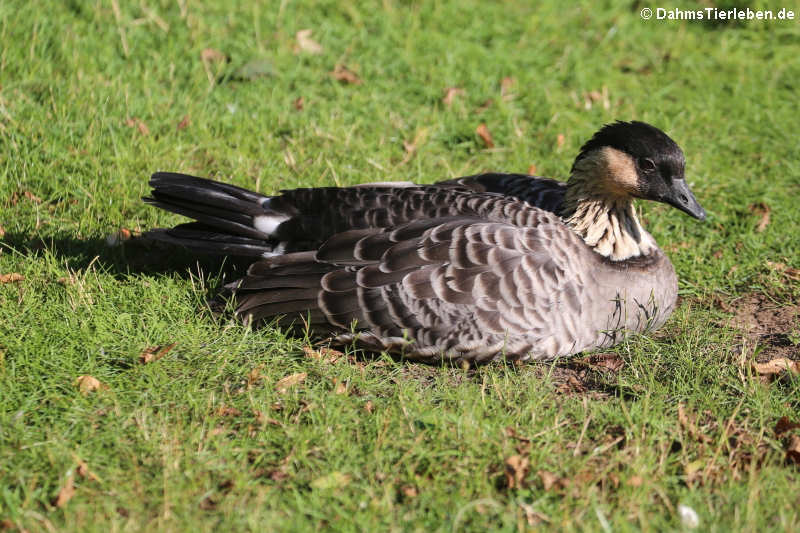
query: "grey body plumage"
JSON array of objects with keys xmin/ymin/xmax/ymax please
[{"xmin": 143, "ymin": 121, "xmax": 704, "ymax": 363}]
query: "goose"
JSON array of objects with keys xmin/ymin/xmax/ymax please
[{"xmin": 143, "ymin": 121, "xmax": 705, "ymax": 363}]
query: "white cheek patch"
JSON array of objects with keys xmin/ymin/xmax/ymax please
[{"xmin": 253, "ymin": 214, "xmax": 289, "ymax": 236}]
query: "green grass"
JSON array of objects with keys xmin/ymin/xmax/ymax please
[{"xmin": 2, "ymin": 0, "xmax": 800, "ymax": 530}]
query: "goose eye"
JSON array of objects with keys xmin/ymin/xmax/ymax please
[{"xmin": 639, "ymin": 158, "xmax": 656, "ymax": 172}]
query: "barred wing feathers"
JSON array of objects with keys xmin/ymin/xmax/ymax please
[{"xmin": 234, "ymin": 206, "xmax": 593, "ymax": 362}]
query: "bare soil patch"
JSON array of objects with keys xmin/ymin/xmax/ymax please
[{"xmin": 725, "ymin": 293, "xmax": 800, "ymax": 362}]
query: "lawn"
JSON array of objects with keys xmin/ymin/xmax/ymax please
[{"xmin": 2, "ymin": 0, "xmax": 800, "ymax": 530}]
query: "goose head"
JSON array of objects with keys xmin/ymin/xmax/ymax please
[
  {"xmin": 567, "ymin": 120, "xmax": 706, "ymax": 220},
  {"xmin": 561, "ymin": 121, "xmax": 705, "ymax": 261}
]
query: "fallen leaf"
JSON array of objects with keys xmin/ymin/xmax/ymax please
[
  {"xmin": 537, "ymin": 470, "xmax": 561, "ymax": 491},
  {"xmin": 303, "ymin": 346, "xmax": 343, "ymax": 364},
  {"xmin": 216, "ymin": 405, "xmax": 242, "ymax": 417},
  {"xmin": 766, "ymin": 261, "xmax": 800, "ymax": 281},
  {"xmin": 76, "ymin": 460, "xmax": 101, "ymax": 482},
  {"xmin": 138, "ymin": 342, "xmax": 176, "ymax": 364},
  {"xmin": 105, "ymin": 227, "xmax": 140, "ymax": 247},
  {"xmin": 247, "ymin": 366, "xmax": 265, "ymax": 388},
  {"xmin": 753, "ymin": 358, "xmax": 800, "ymax": 376},
  {"xmin": 24, "ymin": 191, "xmax": 42, "ymax": 203},
  {"xmin": 401, "ymin": 485, "xmax": 418, "ymax": 498},
  {"xmin": 293, "ymin": 96, "xmax": 304, "ymax": 110},
  {"xmin": 52, "ymin": 474, "xmax": 76, "ymax": 508},
  {"xmin": 333, "ymin": 378, "xmax": 348, "ymax": 395},
  {"xmin": 504, "ymin": 454, "xmax": 529, "ymax": 489},
  {"xmin": 579, "ymin": 352, "xmax": 625, "ymax": 372},
  {"xmin": 364, "ymin": 400, "xmax": 374, "ymax": 414},
  {"xmin": 786, "ymin": 435, "xmax": 800, "ymax": 464},
  {"xmin": 476, "ymin": 98, "xmax": 493, "ymax": 113},
  {"xmin": 475, "ymin": 123, "xmax": 494, "ymax": 148},
  {"xmin": 201, "ymin": 48, "xmax": 227, "ymax": 64},
  {"xmin": 124, "ymin": 117, "xmax": 149, "ymax": 136},
  {"xmin": 557, "ymin": 133, "xmax": 565, "ymax": 148},
  {"xmin": 295, "ymin": 29, "xmax": 323, "ymax": 54},
  {"xmin": 0, "ymin": 225, "xmax": 5, "ymax": 238},
  {"xmin": 0, "ymin": 273, "xmax": 24, "ymax": 283},
  {"xmin": 401, "ymin": 127, "xmax": 429, "ymax": 164},
  {"xmin": 775, "ymin": 416, "xmax": 800, "ymax": 436},
  {"xmin": 500, "ymin": 76, "xmax": 516, "ymax": 101},
  {"xmin": 310, "ymin": 471, "xmax": 351, "ymax": 489},
  {"xmin": 177, "ymin": 115, "xmax": 190, "ymax": 130},
  {"xmin": 678, "ymin": 403, "xmax": 712, "ymax": 443},
  {"xmin": 331, "ymin": 64, "xmax": 362, "ymax": 85},
  {"xmin": 442, "ymin": 87, "xmax": 464, "ymax": 106},
  {"xmin": 74, "ymin": 375, "xmax": 108, "ymax": 395},
  {"xmin": 200, "ymin": 48, "xmax": 228, "ymax": 84},
  {"xmin": 749, "ymin": 202, "xmax": 770, "ymax": 232},
  {"xmin": 275, "ymin": 372, "xmax": 307, "ymax": 394},
  {"xmin": 627, "ymin": 475, "xmax": 643, "ymax": 487},
  {"xmin": 527, "ymin": 164, "xmax": 537, "ymax": 175}
]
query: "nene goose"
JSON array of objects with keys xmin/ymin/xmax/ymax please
[{"xmin": 143, "ymin": 121, "xmax": 705, "ymax": 363}]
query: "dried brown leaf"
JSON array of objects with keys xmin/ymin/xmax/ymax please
[
  {"xmin": 753, "ymin": 358, "xmax": 800, "ymax": 376},
  {"xmin": 216, "ymin": 405, "xmax": 242, "ymax": 417},
  {"xmin": 786, "ymin": 435, "xmax": 800, "ymax": 465},
  {"xmin": 331, "ymin": 64, "xmax": 362, "ymax": 85},
  {"xmin": 52, "ymin": 474, "xmax": 76, "ymax": 508},
  {"xmin": 627, "ymin": 475, "xmax": 643, "ymax": 487},
  {"xmin": 500, "ymin": 76, "xmax": 516, "ymax": 101},
  {"xmin": 475, "ymin": 123, "xmax": 494, "ymax": 148},
  {"xmin": 526, "ymin": 164, "xmax": 537, "ymax": 175},
  {"xmin": 247, "ymin": 366, "xmax": 265, "ymax": 388},
  {"xmin": 76, "ymin": 460, "xmax": 101, "ymax": 482},
  {"xmin": 0, "ymin": 273, "xmax": 24, "ymax": 284},
  {"xmin": 303, "ymin": 346, "xmax": 343, "ymax": 364},
  {"xmin": 748, "ymin": 202, "xmax": 770, "ymax": 232},
  {"xmin": 138, "ymin": 342, "xmax": 176, "ymax": 364},
  {"xmin": 275, "ymin": 372, "xmax": 307, "ymax": 394},
  {"xmin": 556, "ymin": 133, "xmax": 565, "ymax": 148},
  {"xmin": 580, "ymin": 352, "xmax": 625, "ymax": 372},
  {"xmin": 124, "ymin": 117, "xmax": 149, "ymax": 136},
  {"xmin": 24, "ymin": 191, "xmax": 42, "ymax": 203},
  {"xmin": 0, "ymin": 225, "xmax": 5, "ymax": 238},
  {"xmin": 766, "ymin": 260, "xmax": 800, "ymax": 281},
  {"xmin": 333, "ymin": 378, "xmax": 348, "ymax": 395},
  {"xmin": 442, "ymin": 87, "xmax": 464, "ymax": 106},
  {"xmin": 295, "ymin": 29, "xmax": 323, "ymax": 54},
  {"xmin": 364, "ymin": 400, "xmax": 374, "ymax": 414},
  {"xmin": 401, "ymin": 485, "xmax": 418, "ymax": 498},
  {"xmin": 537, "ymin": 470, "xmax": 561, "ymax": 491},
  {"xmin": 775, "ymin": 416, "xmax": 800, "ymax": 436},
  {"xmin": 678, "ymin": 403, "xmax": 712, "ymax": 443},
  {"xmin": 504, "ymin": 454, "xmax": 529, "ymax": 489},
  {"xmin": 293, "ymin": 96, "xmax": 304, "ymax": 110},
  {"xmin": 74, "ymin": 375, "xmax": 108, "ymax": 395},
  {"xmin": 201, "ymin": 48, "xmax": 227, "ymax": 64},
  {"xmin": 177, "ymin": 115, "xmax": 190, "ymax": 131}
]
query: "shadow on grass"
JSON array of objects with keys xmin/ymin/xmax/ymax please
[{"xmin": 1, "ymin": 230, "xmax": 252, "ymax": 279}]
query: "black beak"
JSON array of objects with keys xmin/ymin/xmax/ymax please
[{"xmin": 663, "ymin": 179, "xmax": 706, "ymax": 221}]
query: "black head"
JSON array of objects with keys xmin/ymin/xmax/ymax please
[{"xmin": 574, "ymin": 121, "xmax": 705, "ymax": 220}]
